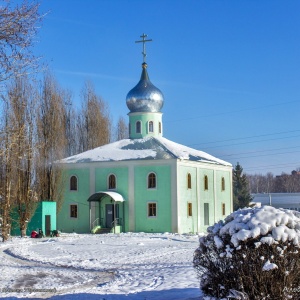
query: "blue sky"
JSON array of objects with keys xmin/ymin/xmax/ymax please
[{"xmin": 31, "ymin": 0, "xmax": 300, "ymax": 175}]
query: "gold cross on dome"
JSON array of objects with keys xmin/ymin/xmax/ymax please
[{"xmin": 135, "ymin": 33, "xmax": 152, "ymax": 63}]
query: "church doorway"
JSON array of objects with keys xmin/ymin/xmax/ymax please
[
  {"xmin": 105, "ymin": 204, "xmax": 119, "ymax": 228},
  {"xmin": 87, "ymin": 191, "xmax": 124, "ymax": 233}
]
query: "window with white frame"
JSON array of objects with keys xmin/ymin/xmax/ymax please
[
  {"xmin": 204, "ymin": 203, "xmax": 209, "ymax": 225},
  {"xmin": 187, "ymin": 173, "xmax": 192, "ymax": 189},
  {"xmin": 221, "ymin": 177, "xmax": 225, "ymax": 191},
  {"xmin": 188, "ymin": 202, "xmax": 192, "ymax": 216},
  {"xmin": 148, "ymin": 172, "xmax": 156, "ymax": 189},
  {"xmin": 222, "ymin": 203, "xmax": 226, "ymax": 216},
  {"xmin": 149, "ymin": 121, "xmax": 154, "ymax": 133},
  {"xmin": 70, "ymin": 176, "xmax": 78, "ymax": 191},
  {"xmin": 136, "ymin": 121, "xmax": 141, "ymax": 134},
  {"xmin": 148, "ymin": 202, "xmax": 157, "ymax": 217},
  {"xmin": 108, "ymin": 174, "xmax": 116, "ymax": 189},
  {"xmin": 204, "ymin": 175, "xmax": 208, "ymax": 190},
  {"xmin": 70, "ymin": 204, "xmax": 78, "ymax": 218}
]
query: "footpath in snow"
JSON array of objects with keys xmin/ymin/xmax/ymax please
[{"xmin": 0, "ymin": 232, "xmax": 203, "ymax": 299}]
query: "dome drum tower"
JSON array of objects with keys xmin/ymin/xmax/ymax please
[{"xmin": 126, "ymin": 35, "xmax": 164, "ymax": 139}]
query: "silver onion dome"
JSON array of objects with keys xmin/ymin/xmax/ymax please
[{"xmin": 126, "ymin": 63, "xmax": 164, "ymax": 113}]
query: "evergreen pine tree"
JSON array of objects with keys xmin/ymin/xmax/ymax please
[{"xmin": 233, "ymin": 162, "xmax": 253, "ymax": 210}]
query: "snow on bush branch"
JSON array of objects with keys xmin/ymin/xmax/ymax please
[
  {"xmin": 215, "ymin": 205, "xmax": 300, "ymax": 248},
  {"xmin": 194, "ymin": 205, "xmax": 300, "ymax": 299}
]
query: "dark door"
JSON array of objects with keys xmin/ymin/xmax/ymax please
[
  {"xmin": 106, "ymin": 204, "xmax": 114, "ymax": 228},
  {"xmin": 105, "ymin": 204, "xmax": 120, "ymax": 228},
  {"xmin": 45, "ymin": 215, "xmax": 51, "ymax": 236}
]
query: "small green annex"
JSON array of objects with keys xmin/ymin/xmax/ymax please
[
  {"xmin": 11, "ymin": 201, "xmax": 56, "ymax": 236},
  {"xmin": 57, "ymin": 37, "xmax": 233, "ymax": 234}
]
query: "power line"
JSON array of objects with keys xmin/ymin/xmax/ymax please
[
  {"xmin": 244, "ymin": 161, "xmax": 300, "ymax": 172},
  {"xmin": 231, "ymin": 149, "xmax": 300, "ymax": 160},
  {"xmin": 196, "ymin": 134, "xmax": 300, "ymax": 150},
  {"xmin": 165, "ymin": 100, "xmax": 299, "ymax": 123},
  {"xmin": 189, "ymin": 129, "xmax": 300, "ymax": 147},
  {"xmin": 221, "ymin": 145, "xmax": 300, "ymax": 158}
]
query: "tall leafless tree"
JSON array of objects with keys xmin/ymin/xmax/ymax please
[
  {"xmin": 7, "ymin": 76, "xmax": 38, "ymax": 236},
  {"xmin": 36, "ymin": 74, "xmax": 67, "ymax": 212},
  {"xmin": 77, "ymin": 81, "xmax": 111, "ymax": 152},
  {"xmin": 0, "ymin": 76, "xmax": 38, "ymax": 240},
  {"xmin": 0, "ymin": 0, "xmax": 42, "ymax": 84},
  {"xmin": 115, "ymin": 116, "xmax": 128, "ymax": 141}
]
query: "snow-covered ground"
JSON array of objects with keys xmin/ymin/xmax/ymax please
[{"xmin": 0, "ymin": 232, "xmax": 203, "ymax": 299}]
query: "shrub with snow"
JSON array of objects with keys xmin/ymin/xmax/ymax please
[{"xmin": 193, "ymin": 205, "xmax": 300, "ymax": 299}]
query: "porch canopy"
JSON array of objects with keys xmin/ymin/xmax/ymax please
[
  {"xmin": 87, "ymin": 191, "xmax": 125, "ymax": 203},
  {"xmin": 88, "ymin": 191, "xmax": 125, "ymax": 232}
]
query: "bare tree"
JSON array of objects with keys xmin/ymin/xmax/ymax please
[
  {"xmin": 0, "ymin": 76, "xmax": 38, "ymax": 240},
  {"xmin": 0, "ymin": 98, "xmax": 14, "ymax": 241},
  {"xmin": 77, "ymin": 81, "xmax": 111, "ymax": 152},
  {"xmin": 36, "ymin": 74, "xmax": 67, "ymax": 211},
  {"xmin": 0, "ymin": 0, "xmax": 43, "ymax": 84},
  {"xmin": 7, "ymin": 76, "xmax": 38, "ymax": 236},
  {"xmin": 63, "ymin": 90, "xmax": 77, "ymax": 157},
  {"xmin": 115, "ymin": 116, "xmax": 128, "ymax": 141}
]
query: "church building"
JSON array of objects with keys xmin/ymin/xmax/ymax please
[{"xmin": 57, "ymin": 35, "xmax": 233, "ymax": 234}]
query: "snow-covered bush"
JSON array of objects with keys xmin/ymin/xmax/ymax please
[{"xmin": 193, "ymin": 206, "xmax": 300, "ymax": 299}]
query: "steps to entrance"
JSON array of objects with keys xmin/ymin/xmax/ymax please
[{"xmin": 93, "ymin": 227, "xmax": 111, "ymax": 234}]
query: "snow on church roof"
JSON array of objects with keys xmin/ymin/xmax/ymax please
[{"xmin": 59, "ymin": 136, "xmax": 231, "ymax": 166}]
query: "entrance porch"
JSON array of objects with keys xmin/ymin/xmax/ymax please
[{"xmin": 87, "ymin": 191, "xmax": 125, "ymax": 234}]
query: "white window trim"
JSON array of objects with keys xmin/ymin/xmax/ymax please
[
  {"xmin": 221, "ymin": 177, "xmax": 225, "ymax": 191},
  {"xmin": 136, "ymin": 120, "xmax": 142, "ymax": 134},
  {"xmin": 70, "ymin": 175, "xmax": 78, "ymax": 192},
  {"xmin": 70, "ymin": 203, "xmax": 78, "ymax": 219},
  {"xmin": 187, "ymin": 202, "xmax": 193, "ymax": 217},
  {"xmin": 159, "ymin": 122, "xmax": 162, "ymax": 134},
  {"xmin": 187, "ymin": 173, "xmax": 192, "ymax": 189},
  {"xmin": 107, "ymin": 173, "xmax": 117, "ymax": 190},
  {"xmin": 204, "ymin": 175, "xmax": 209, "ymax": 191},
  {"xmin": 147, "ymin": 171, "xmax": 157, "ymax": 190},
  {"xmin": 148, "ymin": 120, "xmax": 154, "ymax": 133},
  {"xmin": 222, "ymin": 203, "xmax": 226, "ymax": 216},
  {"xmin": 147, "ymin": 201, "xmax": 157, "ymax": 218}
]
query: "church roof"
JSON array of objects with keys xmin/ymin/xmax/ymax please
[{"xmin": 59, "ymin": 136, "xmax": 231, "ymax": 166}]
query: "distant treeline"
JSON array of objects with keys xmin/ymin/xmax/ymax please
[{"xmin": 246, "ymin": 170, "xmax": 300, "ymax": 194}]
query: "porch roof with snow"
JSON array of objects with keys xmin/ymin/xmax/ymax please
[
  {"xmin": 87, "ymin": 191, "xmax": 125, "ymax": 202},
  {"xmin": 59, "ymin": 136, "xmax": 231, "ymax": 167}
]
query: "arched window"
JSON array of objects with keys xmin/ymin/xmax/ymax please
[
  {"xmin": 148, "ymin": 172, "xmax": 156, "ymax": 189},
  {"xmin": 187, "ymin": 173, "xmax": 192, "ymax": 189},
  {"xmin": 70, "ymin": 176, "xmax": 78, "ymax": 191},
  {"xmin": 129, "ymin": 123, "xmax": 131, "ymax": 135},
  {"xmin": 204, "ymin": 175, "xmax": 208, "ymax": 190},
  {"xmin": 108, "ymin": 174, "xmax": 116, "ymax": 189},
  {"xmin": 159, "ymin": 122, "xmax": 162, "ymax": 134},
  {"xmin": 221, "ymin": 177, "xmax": 225, "ymax": 191},
  {"xmin": 149, "ymin": 121, "xmax": 154, "ymax": 133},
  {"xmin": 136, "ymin": 121, "xmax": 141, "ymax": 134}
]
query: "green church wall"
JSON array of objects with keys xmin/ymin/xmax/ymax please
[
  {"xmin": 177, "ymin": 164, "xmax": 232, "ymax": 234},
  {"xmin": 57, "ymin": 168, "xmax": 90, "ymax": 233},
  {"xmin": 214, "ymin": 170, "xmax": 232, "ymax": 222},
  {"xmin": 197, "ymin": 168, "xmax": 215, "ymax": 233},
  {"xmin": 177, "ymin": 165, "xmax": 198, "ymax": 233},
  {"xmin": 134, "ymin": 164, "xmax": 172, "ymax": 233},
  {"xmin": 57, "ymin": 162, "xmax": 232, "ymax": 235}
]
